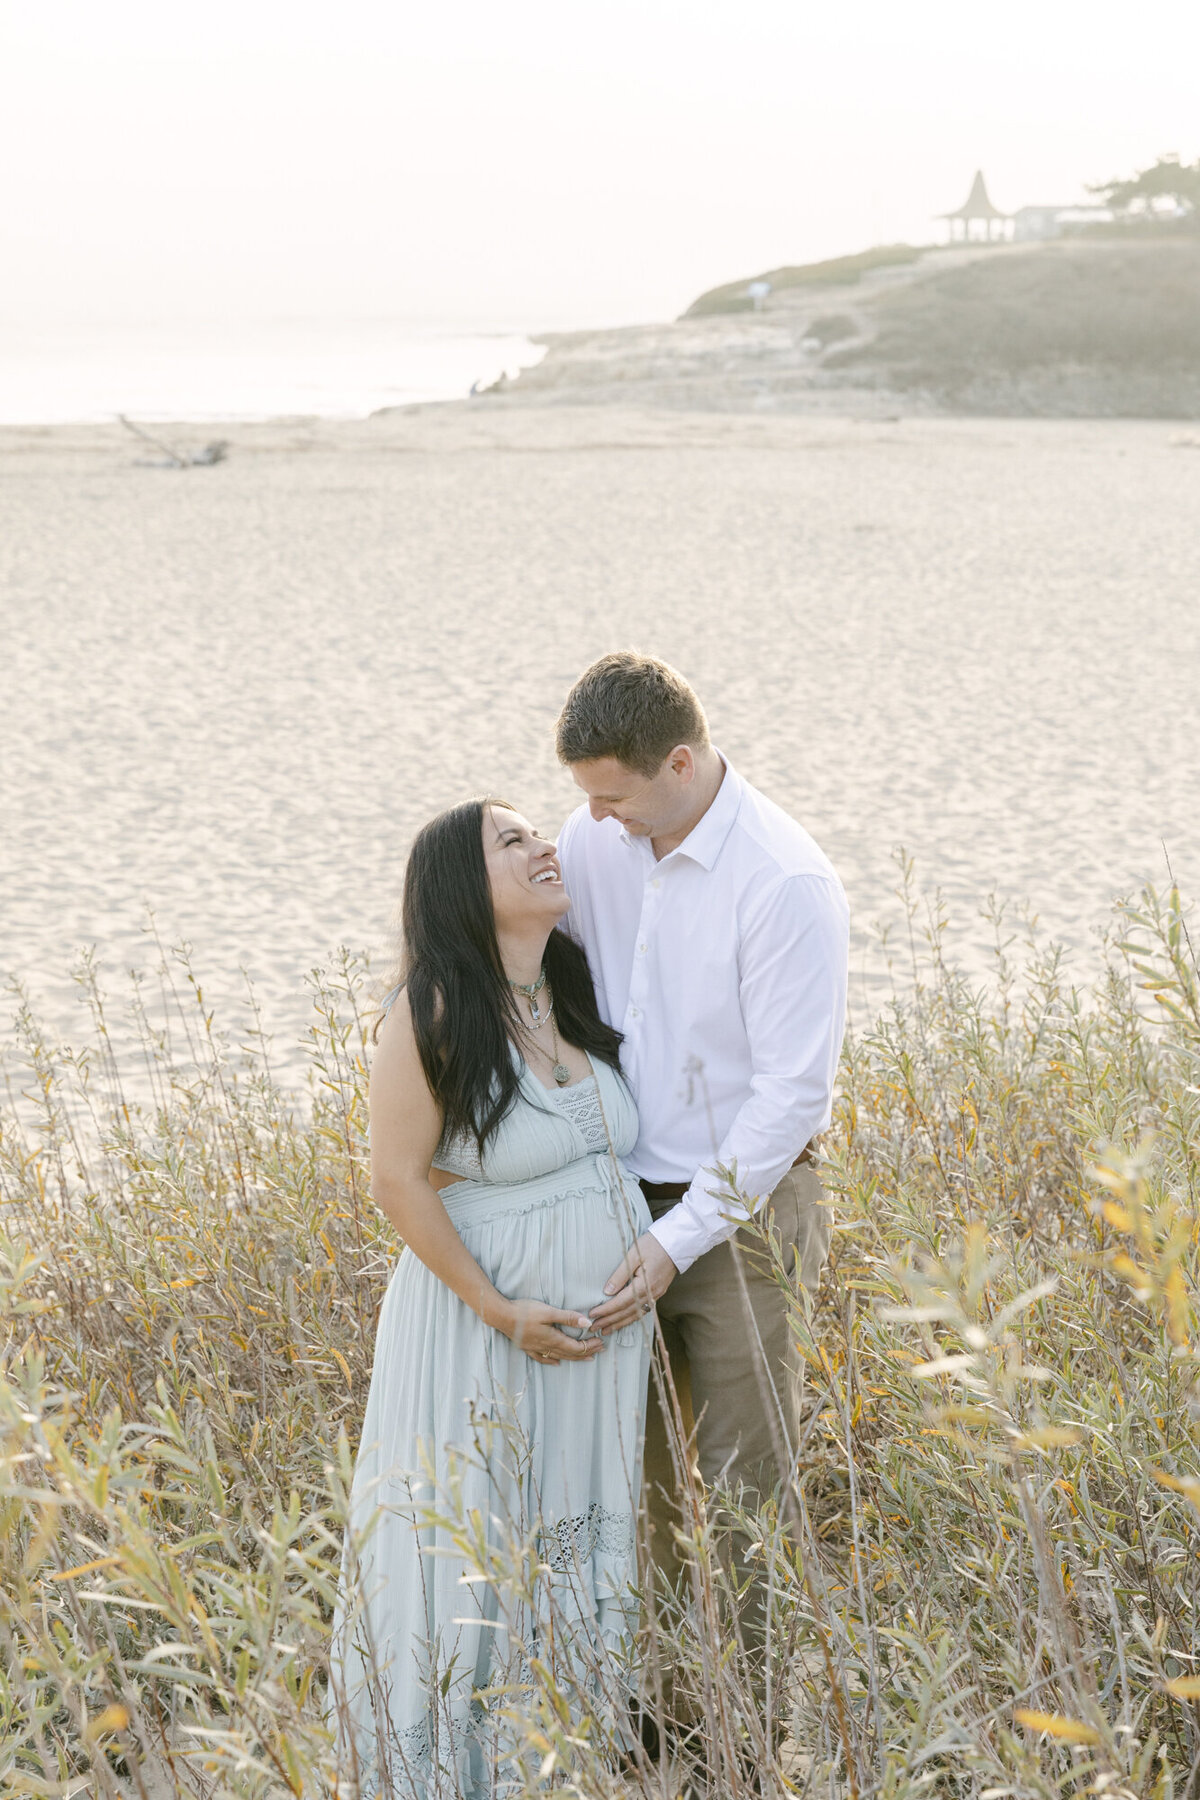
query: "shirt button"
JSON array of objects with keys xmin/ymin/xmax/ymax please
[
  {"xmin": 629, "ymin": 1005, "xmax": 640, "ymax": 1019},
  {"xmin": 651, "ymin": 878, "xmax": 661, "ymax": 889},
  {"xmin": 637, "ymin": 942, "xmax": 647, "ymax": 954}
]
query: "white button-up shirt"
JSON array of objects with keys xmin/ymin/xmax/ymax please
[{"xmin": 557, "ymin": 755, "xmax": 849, "ymax": 1274}]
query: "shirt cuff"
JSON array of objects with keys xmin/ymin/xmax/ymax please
[
  {"xmin": 646, "ymin": 1210, "xmax": 702, "ymax": 1276},
  {"xmin": 646, "ymin": 1181, "xmax": 748, "ymax": 1275}
]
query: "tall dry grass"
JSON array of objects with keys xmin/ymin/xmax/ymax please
[{"xmin": 1, "ymin": 878, "xmax": 1198, "ymax": 1798}]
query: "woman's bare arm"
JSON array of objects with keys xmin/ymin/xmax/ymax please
[{"xmin": 369, "ymin": 993, "xmax": 602, "ymax": 1364}]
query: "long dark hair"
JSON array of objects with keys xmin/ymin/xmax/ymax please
[{"xmin": 394, "ymin": 797, "xmax": 623, "ymax": 1155}]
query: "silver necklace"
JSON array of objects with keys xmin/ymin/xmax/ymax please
[
  {"xmin": 509, "ymin": 966, "xmax": 549, "ymax": 1025},
  {"xmin": 524, "ymin": 996, "xmax": 554, "ymax": 1031},
  {"xmin": 514, "ymin": 984, "xmax": 570, "ymax": 1084}
]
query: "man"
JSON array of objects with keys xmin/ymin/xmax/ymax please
[{"xmin": 554, "ymin": 651, "xmax": 849, "ymax": 1695}]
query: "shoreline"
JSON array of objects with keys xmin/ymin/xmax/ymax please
[
  {"xmin": 7, "ymin": 403, "xmax": 1200, "ymax": 443},
  {"xmin": 9, "ymin": 238, "xmax": 1200, "ymax": 432}
]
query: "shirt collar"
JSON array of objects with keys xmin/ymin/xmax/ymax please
[{"xmin": 620, "ymin": 749, "xmax": 742, "ymax": 871}]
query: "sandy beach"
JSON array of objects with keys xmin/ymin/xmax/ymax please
[{"xmin": 3, "ymin": 403, "xmax": 1199, "ymax": 1085}]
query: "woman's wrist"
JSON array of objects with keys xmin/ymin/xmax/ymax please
[{"xmin": 477, "ymin": 1289, "xmax": 515, "ymax": 1336}]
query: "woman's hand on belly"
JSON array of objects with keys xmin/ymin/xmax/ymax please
[{"xmin": 497, "ymin": 1299, "xmax": 608, "ymax": 1368}]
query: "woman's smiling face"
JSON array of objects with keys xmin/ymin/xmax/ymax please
[{"xmin": 482, "ymin": 805, "xmax": 570, "ymax": 934}]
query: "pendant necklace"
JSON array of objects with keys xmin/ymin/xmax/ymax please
[
  {"xmin": 546, "ymin": 1011, "xmax": 572, "ymax": 1087},
  {"xmin": 511, "ymin": 967, "xmax": 570, "ymax": 1082},
  {"xmin": 509, "ymin": 966, "xmax": 549, "ymax": 1025}
]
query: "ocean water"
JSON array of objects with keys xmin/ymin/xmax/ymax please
[{"xmin": 0, "ymin": 316, "xmax": 547, "ymax": 423}]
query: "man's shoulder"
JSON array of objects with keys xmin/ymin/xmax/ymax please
[
  {"xmin": 557, "ymin": 801, "xmax": 589, "ymax": 849},
  {"xmin": 557, "ymin": 803, "xmax": 625, "ymax": 867},
  {"xmin": 728, "ymin": 772, "xmax": 842, "ymax": 889}
]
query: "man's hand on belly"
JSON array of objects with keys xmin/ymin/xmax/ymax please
[{"xmin": 589, "ymin": 1233, "xmax": 678, "ymax": 1334}]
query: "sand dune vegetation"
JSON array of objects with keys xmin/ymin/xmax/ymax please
[
  {"xmin": 2, "ymin": 874, "xmax": 1199, "ymax": 1797},
  {"xmin": 683, "ymin": 247, "xmax": 924, "ymax": 318},
  {"xmin": 827, "ymin": 240, "xmax": 1200, "ymax": 415}
]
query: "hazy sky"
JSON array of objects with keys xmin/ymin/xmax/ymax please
[{"xmin": 4, "ymin": 0, "xmax": 1198, "ymax": 330}]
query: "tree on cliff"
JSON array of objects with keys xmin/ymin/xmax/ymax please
[{"xmin": 1090, "ymin": 153, "xmax": 1200, "ymax": 222}]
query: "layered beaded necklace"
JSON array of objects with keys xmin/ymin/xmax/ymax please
[
  {"xmin": 509, "ymin": 966, "xmax": 549, "ymax": 1024},
  {"xmin": 509, "ymin": 966, "xmax": 571, "ymax": 1085}
]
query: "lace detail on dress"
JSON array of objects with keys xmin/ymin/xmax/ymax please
[
  {"xmin": 539, "ymin": 1500, "xmax": 634, "ymax": 1572},
  {"xmin": 350, "ymin": 1704, "xmax": 512, "ymax": 1800},
  {"xmin": 435, "ymin": 1073, "xmax": 610, "ymax": 1178},
  {"xmin": 432, "ymin": 1126, "xmax": 487, "ymax": 1182},
  {"xmin": 545, "ymin": 1075, "xmax": 608, "ymax": 1152}
]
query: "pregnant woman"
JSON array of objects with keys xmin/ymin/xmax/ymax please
[{"xmin": 329, "ymin": 798, "xmax": 652, "ymax": 1799}]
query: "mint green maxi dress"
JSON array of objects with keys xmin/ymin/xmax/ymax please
[{"xmin": 329, "ymin": 1048, "xmax": 652, "ymax": 1799}]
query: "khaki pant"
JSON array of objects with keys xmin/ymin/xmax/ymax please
[{"xmin": 640, "ymin": 1162, "xmax": 831, "ymax": 1708}]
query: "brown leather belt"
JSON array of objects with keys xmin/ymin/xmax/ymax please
[{"xmin": 639, "ymin": 1140, "xmax": 818, "ymax": 1208}]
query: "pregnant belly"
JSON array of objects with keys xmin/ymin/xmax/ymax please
[{"xmin": 464, "ymin": 1186, "xmax": 648, "ymax": 1316}]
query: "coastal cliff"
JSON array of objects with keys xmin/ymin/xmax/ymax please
[{"xmin": 492, "ymin": 238, "xmax": 1200, "ymax": 417}]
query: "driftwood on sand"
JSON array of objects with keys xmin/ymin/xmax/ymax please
[{"xmin": 118, "ymin": 414, "xmax": 229, "ymax": 468}]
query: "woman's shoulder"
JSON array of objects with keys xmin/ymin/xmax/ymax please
[
  {"xmin": 371, "ymin": 985, "xmax": 436, "ymax": 1104},
  {"xmin": 375, "ymin": 982, "xmax": 415, "ymax": 1046},
  {"xmin": 376, "ymin": 979, "xmax": 446, "ymax": 1041}
]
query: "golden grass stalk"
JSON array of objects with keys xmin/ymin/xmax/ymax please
[{"xmin": 0, "ymin": 884, "xmax": 1197, "ymax": 1796}]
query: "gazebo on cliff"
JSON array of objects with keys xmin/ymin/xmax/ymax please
[{"xmin": 940, "ymin": 171, "xmax": 1013, "ymax": 243}]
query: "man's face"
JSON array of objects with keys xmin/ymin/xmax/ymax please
[{"xmin": 568, "ymin": 750, "xmax": 695, "ymax": 837}]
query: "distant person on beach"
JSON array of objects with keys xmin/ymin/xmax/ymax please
[
  {"xmin": 329, "ymin": 799, "xmax": 653, "ymax": 1796},
  {"xmin": 555, "ymin": 651, "xmax": 849, "ymax": 1719}
]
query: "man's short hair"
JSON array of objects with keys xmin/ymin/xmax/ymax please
[{"xmin": 555, "ymin": 651, "xmax": 710, "ymax": 778}]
